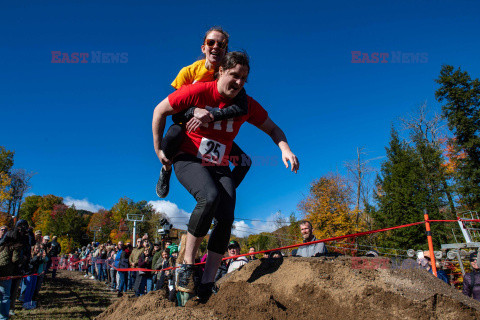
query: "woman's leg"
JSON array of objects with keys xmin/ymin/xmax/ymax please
[{"xmin": 229, "ymin": 142, "xmax": 251, "ymax": 188}]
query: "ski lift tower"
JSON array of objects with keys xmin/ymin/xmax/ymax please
[
  {"xmin": 441, "ymin": 211, "xmax": 480, "ymax": 275},
  {"xmin": 127, "ymin": 214, "xmax": 144, "ymax": 247},
  {"xmin": 89, "ymin": 226, "xmax": 101, "ymax": 243}
]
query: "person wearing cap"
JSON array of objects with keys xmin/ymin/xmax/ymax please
[
  {"xmin": 226, "ymin": 240, "xmax": 249, "ymax": 274},
  {"xmin": 462, "ymin": 252, "xmax": 480, "ymax": 301},
  {"xmin": 419, "ymin": 251, "xmax": 449, "ymax": 284},
  {"xmin": 214, "ymin": 240, "xmax": 248, "ymax": 282},
  {"xmin": 295, "ymin": 221, "xmax": 327, "ymax": 258},
  {"xmin": 34, "ymin": 230, "xmax": 42, "ymax": 244}
]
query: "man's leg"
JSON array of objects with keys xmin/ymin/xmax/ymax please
[{"xmin": 0, "ymin": 279, "xmax": 12, "ymax": 320}]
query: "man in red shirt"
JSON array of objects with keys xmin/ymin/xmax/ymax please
[{"xmin": 152, "ymin": 51, "xmax": 299, "ymax": 302}]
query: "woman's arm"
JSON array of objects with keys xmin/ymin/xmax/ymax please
[
  {"xmin": 185, "ymin": 88, "xmax": 249, "ymax": 132},
  {"xmin": 256, "ymin": 117, "xmax": 299, "ymax": 173}
]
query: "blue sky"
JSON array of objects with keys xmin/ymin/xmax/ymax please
[{"xmin": 2, "ymin": 0, "xmax": 479, "ymax": 237}]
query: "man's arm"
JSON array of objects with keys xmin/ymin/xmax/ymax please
[
  {"xmin": 256, "ymin": 117, "xmax": 299, "ymax": 173},
  {"xmin": 152, "ymin": 98, "xmax": 177, "ymax": 165}
]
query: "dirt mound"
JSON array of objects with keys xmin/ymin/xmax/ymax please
[{"xmin": 97, "ymin": 257, "xmax": 480, "ymax": 320}]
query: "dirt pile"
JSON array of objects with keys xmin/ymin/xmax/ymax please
[{"xmin": 97, "ymin": 256, "xmax": 480, "ymax": 320}]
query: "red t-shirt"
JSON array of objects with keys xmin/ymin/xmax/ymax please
[{"xmin": 168, "ymin": 81, "xmax": 268, "ymax": 165}]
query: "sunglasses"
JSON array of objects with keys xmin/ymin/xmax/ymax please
[{"xmin": 204, "ymin": 39, "xmax": 227, "ymax": 49}]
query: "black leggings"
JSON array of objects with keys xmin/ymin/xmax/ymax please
[
  {"xmin": 173, "ymin": 154, "xmax": 235, "ymax": 255},
  {"xmin": 161, "ymin": 124, "xmax": 251, "ymax": 188}
]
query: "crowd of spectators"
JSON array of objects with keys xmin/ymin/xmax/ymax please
[
  {"xmin": 65, "ymin": 234, "xmax": 181, "ymax": 300},
  {"xmin": 3, "ymin": 218, "xmax": 480, "ymax": 316},
  {"xmin": 0, "ymin": 220, "xmax": 62, "ymax": 319}
]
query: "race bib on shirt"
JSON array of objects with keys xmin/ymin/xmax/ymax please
[{"xmin": 197, "ymin": 137, "xmax": 226, "ymax": 165}]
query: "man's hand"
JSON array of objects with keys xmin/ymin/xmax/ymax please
[
  {"xmin": 186, "ymin": 108, "xmax": 214, "ymax": 132},
  {"xmin": 282, "ymin": 150, "xmax": 299, "ymax": 173}
]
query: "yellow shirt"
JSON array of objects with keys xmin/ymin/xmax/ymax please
[{"xmin": 171, "ymin": 59, "xmax": 215, "ymax": 89}]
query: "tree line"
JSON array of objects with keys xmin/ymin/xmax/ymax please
[{"xmin": 2, "ymin": 64, "xmax": 479, "ymax": 254}]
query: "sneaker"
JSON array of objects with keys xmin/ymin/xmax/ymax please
[
  {"xmin": 195, "ymin": 282, "xmax": 216, "ymax": 304},
  {"xmin": 89, "ymin": 276, "xmax": 95, "ymax": 280},
  {"xmin": 176, "ymin": 264, "xmax": 195, "ymax": 293},
  {"xmin": 156, "ymin": 167, "xmax": 172, "ymax": 198},
  {"xmin": 117, "ymin": 291, "xmax": 123, "ymax": 297}
]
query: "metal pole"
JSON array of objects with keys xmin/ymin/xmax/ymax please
[
  {"xmin": 133, "ymin": 221, "xmax": 137, "ymax": 246},
  {"xmin": 456, "ymin": 251, "xmax": 466, "ymax": 276},
  {"xmin": 424, "ymin": 210, "xmax": 437, "ymax": 277}
]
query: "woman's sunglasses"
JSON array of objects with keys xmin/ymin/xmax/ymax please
[{"xmin": 204, "ymin": 39, "xmax": 227, "ymax": 49}]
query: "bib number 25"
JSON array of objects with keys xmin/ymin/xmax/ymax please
[{"xmin": 197, "ymin": 137, "xmax": 226, "ymax": 165}]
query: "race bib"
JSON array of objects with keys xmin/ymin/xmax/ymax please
[{"xmin": 197, "ymin": 137, "xmax": 226, "ymax": 165}]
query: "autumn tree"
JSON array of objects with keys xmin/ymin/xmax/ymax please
[
  {"xmin": 18, "ymin": 195, "xmax": 42, "ymax": 225},
  {"xmin": 298, "ymin": 173, "xmax": 360, "ymax": 241},
  {"xmin": 110, "ymin": 197, "xmax": 161, "ymax": 242},
  {"xmin": 87, "ymin": 209, "xmax": 115, "ymax": 243},
  {"xmin": 0, "ymin": 146, "xmax": 14, "ymax": 210},
  {"xmin": 6, "ymin": 169, "xmax": 35, "ymax": 217},
  {"xmin": 436, "ymin": 65, "xmax": 480, "ymax": 209}
]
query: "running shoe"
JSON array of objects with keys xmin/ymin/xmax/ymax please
[
  {"xmin": 195, "ymin": 282, "xmax": 216, "ymax": 303},
  {"xmin": 156, "ymin": 167, "xmax": 172, "ymax": 198},
  {"xmin": 176, "ymin": 264, "xmax": 196, "ymax": 293}
]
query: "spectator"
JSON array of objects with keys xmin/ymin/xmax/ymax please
[
  {"xmin": 3, "ymin": 219, "xmax": 31, "ymax": 317},
  {"xmin": 48, "ymin": 236, "xmax": 61, "ymax": 279},
  {"xmin": 166, "ymin": 246, "xmax": 177, "ymax": 302},
  {"xmin": 114, "ymin": 241, "xmax": 129, "ymax": 297},
  {"xmin": 151, "ymin": 243, "xmax": 162, "ymax": 290},
  {"xmin": 153, "ymin": 250, "xmax": 171, "ymax": 291},
  {"xmin": 22, "ymin": 244, "xmax": 43, "ymax": 309},
  {"xmin": 0, "ymin": 226, "xmax": 7, "ymax": 241},
  {"xmin": 164, "ymin": 241, "xmax": 172, "ymax": 250},
  {"xmin": 248, "ymin": 247, "xmax": 257, "ymax": 261},
  {"xmin": 0, "ymin": 222, "xmax": 27, "ymax": 319},
  {"xmin": 418, "ymin": 251, "xmax": 449, "ymax": 284},
  {"xmin": 129, "ymin": 238, "xmax": 143, "ymax": 291},
  {"xmin": 135, "ymin": 246, "xmax": 154, "ymax": 296},
  {"xmin": 295, "ymin": 221, "xmax": 327, "ymax": 257},
  {"xmin": 34, "ymin": 230, "xmax": 42, "ymax": 245},
  {"xmin": 33, "ymin": 245, "xmax": 47, "ymax": 302},
  {"xmin": 463, "ymin": 252, "xmax": 480, "ymax": 301},
  {"xmin": 226, "ymin": 241, "xmax": 249, "ymax": 273},
  {"xmin": 269, "ymin": 251, "xmax": 283, "ymax": 259}
]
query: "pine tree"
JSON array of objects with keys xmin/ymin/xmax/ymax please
[
  {"xmin": 374, "ymin": 128, "xmax": 429, "ymax": 249},
  {"xmin": 435, "ymin": 65, "xmax": 480, "ymax": 209}
]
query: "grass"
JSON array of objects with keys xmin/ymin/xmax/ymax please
[{"xmin": 12, "ymin": 270, "xmax": 118, "ymax": 320}]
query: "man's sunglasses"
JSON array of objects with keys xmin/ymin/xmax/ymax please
[{"xmin": 204, "ymin": 39, "xmax": 227, "ymax": 49}]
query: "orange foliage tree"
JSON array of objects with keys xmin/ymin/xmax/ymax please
[{"xmin": 298, "ymin": 174, "xmax": 363, "ymax": 242}]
